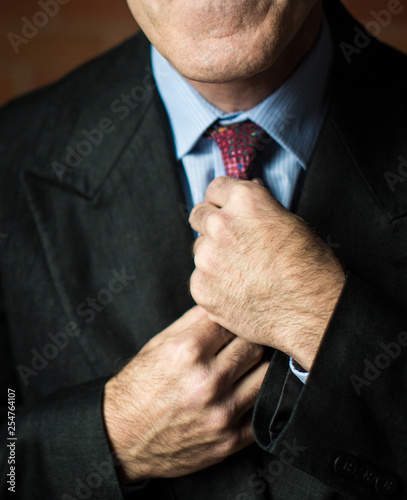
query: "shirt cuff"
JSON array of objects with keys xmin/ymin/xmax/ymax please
[{"xmin": 289, "ymin": 357, "xmax": 309, "ymax": 384}]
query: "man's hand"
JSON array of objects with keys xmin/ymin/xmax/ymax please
[
  {"xmin": 189, "ymin": 177, "xmax": 346, "ymax": 371},
  {"xmin": 103, "ymin": 306, "xmax": 268, "ymax": 484}
]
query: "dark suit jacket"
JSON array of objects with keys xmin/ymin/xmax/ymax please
[{"xmin": 1, "ymin": 1, "xmax": 407, "ymax": 499}]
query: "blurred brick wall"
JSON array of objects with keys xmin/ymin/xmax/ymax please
[
  {"xmin": 0, "ymin": 0, "xmax": 138, "ymax": 106},
  {"xmin": 342, "ymin": 0, "xmax": 407, "ymax": 52},
  {"xmin": 0, "ymin": 0, "xmax": 407, "ymax": 107}
]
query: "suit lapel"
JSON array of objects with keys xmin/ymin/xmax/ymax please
[
  {"xmin": 21, "ymin": 42, "xmax": 195, "ymax": 376},
  {"xmin": 319, "ymin": 0, "xmax": 407, "ymax": 220},
  {"xmin": 295, "ymin": 0, "xmax": 407, "ymax": 299}
]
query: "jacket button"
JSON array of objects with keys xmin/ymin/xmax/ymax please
[
  {"xmin": 375, "ymin": 473, "xmax": 398, "ymax": 497},
  {"xmin": 355, "ymin": 464, "xmax": 378, "ymax": 487},
  {"xmin": 334, "ymin": 455, "xmax": 359, "ymax": 477}
]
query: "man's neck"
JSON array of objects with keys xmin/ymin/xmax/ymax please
[{"xmin": 184, "ymin": 4, "xmax": 323, "ymax": 113}]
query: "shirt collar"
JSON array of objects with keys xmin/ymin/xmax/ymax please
[{"xmin": 152, "ymin": 18, "xmax": 334, "ymax": 167}]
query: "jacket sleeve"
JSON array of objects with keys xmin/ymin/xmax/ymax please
[
  {"xmin": 0, "ymin": 283, "xmax": 167, "ymax": 499},
  {"xmin": 253, "ymin": 271, "xmax": 407, "ymax": 500},
  {"xmin": 0, "ymin": 339, "xmax": 125, "ymax": 500}
]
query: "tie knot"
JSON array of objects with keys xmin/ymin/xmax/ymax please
[{"xmin": 205, "ymin": 120, "xmax": 267, "ymax": 179}]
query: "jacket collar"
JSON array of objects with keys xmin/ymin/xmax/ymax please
[
  {"xmin": 303, "ymin": 0, "xmax": 407, "ymax": 223},
  {"xmin": 25, "ymin": 32, "xmax": 159, "ymax": 200}
]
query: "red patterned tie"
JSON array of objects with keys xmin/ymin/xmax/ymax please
[{"xmin": 205, "ymin": 120, "xmax": 266, "ymax": 180}]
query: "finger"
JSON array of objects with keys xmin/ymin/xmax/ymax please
[
  {"xmin": 231, "ymin": 360, "xmax": 269, "ymax": 419},
  {"xmin": 192, "ymin": 237, "xmax": 219, "ymax": 274},
  {"xmin": 204, "ymin": 176, "xmax": 242, "ymax": 207},
  {"xmin": 216, "ymin": 338, "xmax": 265, "ymax": 385},
  {"xmin": 162, "ymin": 309, "xmax": 235, "ymax": 356},
  {"xmin": 187, "ymin": 317, "xmax": 236, "ymax": 357},
  {"xmin": 189, "ymin": 202, "xmax": 219, "ymax": 234},
  {"xmin": 160, "ymin": 305, "xmax": 208, "ymax": 338}
]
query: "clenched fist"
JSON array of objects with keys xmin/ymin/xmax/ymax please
[
  {"xmin": 103, "ymin": 306, "xmax": 268, "ymax": 483},
  {"xmin": 189, "ymin": 176, "xmax": 345, "ymax": 371}
]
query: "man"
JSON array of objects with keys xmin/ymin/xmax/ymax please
[{"xmin": 0, "ymin": 0, "xmax": 406, "ymax": 499}]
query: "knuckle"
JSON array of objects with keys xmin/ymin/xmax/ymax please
[
  {"xmin": 190, "ymin": 269, "xmax": 209, "ymax": 306},
  {"xmin": 193, "ymin": 240, "xmax": 212, "ymax": 272},
  {"xmin": 160, "ymin": 341, "xmax": 179, "ymax": 364},
  {"xmin": 164, "ymin": 336, "xmax": 184, "ymax": 353},
  {"xmin": 185, "ymin": 381, "xmax": 210, "ymax": 408},
  {"xmin": 229, "ymin": 182, "xmax": 253, "ymax": 202},
  {"xmin": 189, "ymin": 202, "xmax": 205, "ymax": 224},
  {"xmin": 192, "ymin": 235, "xmax": 203, "ymax": 257},
  {"xmin": 190, "ymin": 268, "xmax": 202, "ymax": 295},
  {"xmin": 229, "ymin": 183, "xmax": 267, "ymax": 214},
  {"xmin": 206, "ymin": 176, "xmax": 229, "ymax": 198},
  {"xmin": 206, "ymin": 212, "xmax": 229, "ymax": 240},
  {"xmin": 197, "ymin": 369, "xmax": 224, "ymax": 405},
  {"xmin": 181, "ymin": 336, "xmax": 203, "ymax": 362},
  {"xmin": 207, "ymin": 406, "xmax": 231, "ymax": 434},
  {"xmin": 185, "ymin": 369, "xmax": 218, "ymax": 407},
  {"xmin": 165, "ymin": 336, "xmax": 202, "ymax": 366}
]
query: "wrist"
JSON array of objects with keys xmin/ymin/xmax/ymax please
[
  {"xmin": 290, "ymin": 265, "xmax": 346, "ymax": 371},
  {"xmin": 103, "ymin": 378, "xmax": 150, "ymax": 484}
]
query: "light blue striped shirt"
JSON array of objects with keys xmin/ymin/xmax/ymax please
[{"xmin": 152, "ymin": 19, "xmax": 334, "ymax": 383}]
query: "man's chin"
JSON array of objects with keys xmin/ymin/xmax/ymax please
[{"xmin": 164, "ymin": 47, "xmax": 272, "ymax": 86}]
